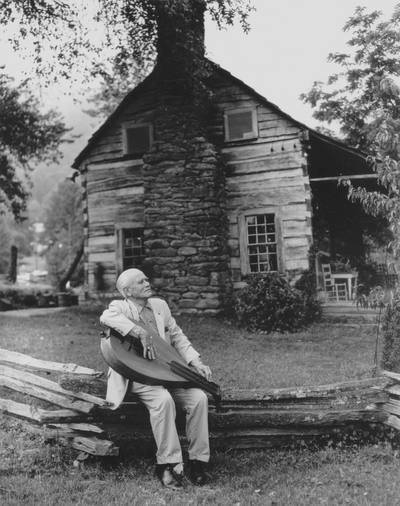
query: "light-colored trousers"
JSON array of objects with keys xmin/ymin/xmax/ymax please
[{"xmin": 131, "ymin": 382, "xmax": 210, "ymax": 465}]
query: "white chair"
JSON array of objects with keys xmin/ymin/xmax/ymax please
[{"xmin": 322, "ymin": 264, "xmax": 347, "ymax": 302}]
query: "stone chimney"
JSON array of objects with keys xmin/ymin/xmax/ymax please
[{"xmin": 142, "ymin": 0, "xmax": 232, "ymax": 313}]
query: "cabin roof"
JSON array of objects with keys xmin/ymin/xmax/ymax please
[{"xmin": 72, "ymin": 62, "xmax": 370, "ymax": 176}]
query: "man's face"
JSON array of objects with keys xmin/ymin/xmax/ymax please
[{"xmin": 125, "ymin": 272, "xmax": 153, "ymax": 302}]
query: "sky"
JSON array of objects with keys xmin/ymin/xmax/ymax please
[{"xmin": 1, "ymin": 0, "xmax": 400, "ymax": 171}]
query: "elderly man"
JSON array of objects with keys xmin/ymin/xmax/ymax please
[{"xmin": 100, "ymin": 268, "xmax": 212, "ymax": 490}]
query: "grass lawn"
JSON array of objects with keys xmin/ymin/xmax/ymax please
[{"xmin": 1, "ymin": 305, "xmax": 400, "ymax": 506}]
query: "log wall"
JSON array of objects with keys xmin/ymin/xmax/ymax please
[
  {"xmin": 77, "ymin": 81, "xmax": 159, "ymax": 293},
  {"xmin": 207, "ymin": 75, "xmax": 312, "ymax": 286}
]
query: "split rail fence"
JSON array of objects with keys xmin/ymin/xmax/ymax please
[{"xmin": 1, "ymin": 347, "xmax": 400, "ymax": 457}]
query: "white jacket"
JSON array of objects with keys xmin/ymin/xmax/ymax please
[{"xmin": 100, "ymin": 297, "xmax": 200, "ymax": 409}]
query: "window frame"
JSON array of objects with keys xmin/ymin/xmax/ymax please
[
  {"xmin": 122, "ymin": 122, "xmax": 154, "ymax": 156},
  {"xmin": 238, "ymin": 208, "xmax": 284, "ymax": 275},
  {"xmin": 224, "ymin": 108, "xmax": 258, "ymax": 142},
  {"xmin": 115, "ymin": 223, "xmax": 145, "ymax": 277}
]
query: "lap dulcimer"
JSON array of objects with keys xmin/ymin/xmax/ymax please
[{"xmin": 100, "ymin": 319, "xmax": 222, "ymax": 407}]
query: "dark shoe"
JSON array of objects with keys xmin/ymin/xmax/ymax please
[
  {"xmin": 155, "ymin": 464, "xmax": 183, "ymax": 490},
  {"xmin": 188, "ymin": 459, "xmax": 207, "ymax": 486}
]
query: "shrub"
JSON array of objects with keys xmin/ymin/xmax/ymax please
[
  {"xmin": 234, "ymin": 273, "xmax": 321, "ymax": 333},
  {"xmin": 294, "ymin": 268, "xmax": 323, "ymax": 325},
  {"xmin": 381, "ymin": 299, "xmax": 400, "ymax": 373},
  {"xmin": 0, "ymin": 282, "xmax": 53, "ymax": 310}
]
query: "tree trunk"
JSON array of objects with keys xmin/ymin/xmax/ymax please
[
  {"xmin": 7, "ymin": 245, "xmax": 18, "ymax": 283},
  {"xmin": 58, "ymin": 242, "xmax": 84, "ymax": 292}
]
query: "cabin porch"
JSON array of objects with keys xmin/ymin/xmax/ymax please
[{"xmin": 321, "ymin": 300, "xmax": 381, "ymax": 329}]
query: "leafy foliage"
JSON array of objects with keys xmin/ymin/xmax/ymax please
[
  {"xmin": 0, "ymin": 281, "xmax": 47, "ymax": 309},
  {"xmin": 0, "ymin": 0, "xmax": 254, "ymax": 85},
  {"xmin": 300, "ymin": 5, "xmax": 400, "ymax": 152},
  {"xmin": 381, "ymin": 294, "xmax": 400, "ymax": 373},
  {"xmin": 0, "ymin": 70, "xmax": 71, "ymax": 220},
  {"xmin": 234, "ymin": 274, "xmax": 321, "ymax": 334},
  {"xmin": 302, "ymin": 5, "xmax": 400, "ymax": 274}
]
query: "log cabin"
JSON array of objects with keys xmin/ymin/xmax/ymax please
[{"xmin": 72, "ymin": 62, "xmax": 378, "ymax": 313}]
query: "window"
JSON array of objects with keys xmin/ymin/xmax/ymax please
[
  {"xmin": 122, "ymin": 228, "xmax": 145, "ymax": 270},
  {"xmin": 122, "ymin": 123, "xmax": 153, "ymax": 155},
  {"xmin": 224, "ymin": 108, "xmax": 258, "ymax": 142},
  {"xmin": 239, "ymin": 210, "xmax": 283, "ymax": 275}
]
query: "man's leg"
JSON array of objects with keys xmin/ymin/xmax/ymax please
[
  {"xmin": 131, "ymin": 383, "xmax": 183, "ymax": 489},
  {"xmin": 169, "ymin": 388, "xmax": 210, "ymax": 485}
]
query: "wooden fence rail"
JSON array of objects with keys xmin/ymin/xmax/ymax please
[{"xmin": 0, "ymin": 347, "xmax": 397, "ymax": 457}]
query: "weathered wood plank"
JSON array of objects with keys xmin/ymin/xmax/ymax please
[
  {"xmin": 227, "ymin": 168, "xmax": 305, "ymax": 184},
  {"xmin": 227, "ymin": 188, "xmax": 308, "ymax": 203},
  {"xmin": 227, "ymin": 177, "xmax": 307, "ymax": 193},
  {"xmin": 227, "ymin": 204, "xmax": 311, "ymax": 223},
  {"xmin": 0, "ymin": 348, "xmax": 102, "ymax": 376},
  {"xmin": 208, "ymin": 409, "xmax": 388, "ymax": 428},
  {"xmin": 86, "ymin": 252, "xmax": 116, "ymax": 264},
  {"xmin": 0, "ymin": 365, "xmax": 107, "ymax": 407},
  {"xmin": 70, "ymin": 436, "xmax": 119, "ymax": 456},
  {"xmin": 86, "ymin": 159, "xmax": 143, "ymax": 171},
  {"xmin": 59, "ymin": 374, "xmax": 107, "ymax": 397},
  {"xmin": 87, "ymin": 244, "xmax": 118, "ymax": 256},
  {"xmin": 88, "ymin": 186, "xmax": 143, "ymax": 203},
  {"xmin": 379, "ymin": 399, "xmax": 400, "ymax": 417},
  {"xmin": 384, "ymin": 414, "xmax": 400, "ymax": 431},
  {"xmin": 37, "ymin": 409, "xmax": 85, "ymax": 423},
  {"xmin": 88, "ymin": 142, "xmax": 122, "ymax": 158},
  {"xmin": 0, "ymin": 397, "xmax": 43, "ymax": 422},
  {"xmin": 87, "ymin": 166, "xmax": 142, "ymax": 185},
  {"xmin": 221, "ymin": 141, "xmax": 301, "ymax": 163},
  {"xmin": 87, "ymin": 177, "xmax": 143, "ymax": 194},
  {"xmin": 224, "ymin": 378, "xmax": 390, "ymax": 400},
  {"xmin": 386, "ymin": 384, "xmax": 400, "ymax": 397},
  {"xmin": 382, "ymin": 370, "xmax": 400, "ymax": 383},
  {"xmin": 227, "ymin": 158, "xmax": 303, "ymax": 175},
  {"xmin": 0, "ymin": 374, "xmax": 96, "ymax": 414},
  {"xmin": 46, "ymin": 422, "xmax": 105, "ymax": 434}
]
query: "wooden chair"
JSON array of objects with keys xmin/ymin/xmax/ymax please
[{"xmin": 321, "ymin": 264, "xmax": 347, "ymax": 302}]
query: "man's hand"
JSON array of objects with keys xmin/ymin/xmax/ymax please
[
  {"xmin": 131, "ymin": 328, "xmax": 156, "ymax": 360},
  {"xmin": 190, "ymin": 358, "xmax": 212, "ymax": 381}
]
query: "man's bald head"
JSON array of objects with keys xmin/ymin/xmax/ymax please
[
  {"xmin": 116, "ymin": 269, "xmax": 144, "ymax": 297},
  {"xmin": 116, "ymin": 269, "xmax": 152, "ymax": 304}
]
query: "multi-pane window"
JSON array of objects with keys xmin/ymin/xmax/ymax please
[
  {"xmin": 123, "ymin": 228, "xmax": 145, "ymax": 269},
  {"xmin": 246, "ymin": 214, "xmax": 278, "ymax": 272},
  {"xmin": 224, "ymin": 108, "xmax": 258, "ymax": 142}
]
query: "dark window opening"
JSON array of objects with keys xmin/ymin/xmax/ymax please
[
  {"xmin": 123, "ymin": 228, "xmax": 145, "ymax": 270},
  {"xmin": 123, "ymin": 124, "xmax": 153, "ymax": 155}
]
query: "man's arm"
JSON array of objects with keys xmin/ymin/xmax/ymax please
[
  {"xmin": 100, "ymin": 301, "xmax": 156, "ymax": 359},
  {"xmin": 160, "ymin": 301, "xmax": 212, "ymax": 380}
]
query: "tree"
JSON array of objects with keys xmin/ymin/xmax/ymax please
[
  {"xmin": 300, "ymin": 6, "xmax": 400, "ymax": 266},
  {"xmin": 42, "ymin": 181, "xmax": 84, "ymax": 289},
  {"xmin": 0, "ymin": 212, "xmax": 33, "ymax": 274},
  {"xmin": 0, "ymin": 70, "xmax": 71, "ymax": 220},
  {"xmin": 0, "ymin": 1, "xmax": 253, "ymax": 85},
  {"xmin": 300, "ymin": 6, "xmax": 400, "ymax": 154}
]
